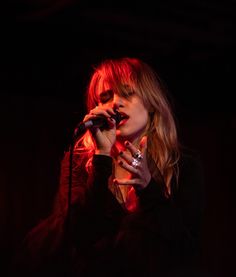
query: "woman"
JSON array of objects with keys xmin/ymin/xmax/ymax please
[{"xmin": 13, "ymin": 57, "xmax": 205, "ymax": 276}]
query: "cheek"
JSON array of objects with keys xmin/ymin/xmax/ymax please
[
  {"xmin": 133, "ymin": 98, "xmax": 149, "ymax": 120},
  {"xmin": 134, "ymin": 108, "xmax": 149, "ymax": 126}
]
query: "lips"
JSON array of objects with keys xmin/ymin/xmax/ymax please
[{"xmin": 117, "ymin": 112, "xmax": 129, "ymax": 126}]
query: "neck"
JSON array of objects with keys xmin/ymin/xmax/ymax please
[
  {"xmin": 116, "ymin": 128, "xmax": 147, "ymax": 149},
  {"xmin": 115, "ymin": 137, "xmax": 140, "ymax": 152}
]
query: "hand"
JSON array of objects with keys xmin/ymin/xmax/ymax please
[
  {"xmin": 114, "ymin": 136, "xmax": 151, "ymax": 190},
  {"xmin": 83, "ymin": 106, "xmax": 117, "ymax": 155}
]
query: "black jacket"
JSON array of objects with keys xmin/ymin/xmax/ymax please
[{"xmin": 11, "ymin": 150, "xmax": 205, "ymax": 277}]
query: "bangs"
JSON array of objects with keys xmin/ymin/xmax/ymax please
[{"xmin": 89, "ymin": 59, "xmax": 139, "ymax": 106}]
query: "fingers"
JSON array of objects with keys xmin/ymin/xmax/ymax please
[
  {"xmin": 117, "ymin": 136, "xmax": 148, "ymax": 167},
  {"xmin": 83, "ymin": 107, "xmax": 116, "ymax": 122},
  {"xmin": 124, "ymin": 141, "xmax": 139, "ymax": 156},
  {"xmin": 118, "ymin": 159, "xmax": 139, "ymax": 174},
  {"xmin": 139, "ymin": 136, "xmax": 148, "ymax": 157},
  {"xmin": 113, "ymin": 178, "xmax": 143, "ymax": 186},
  {"xmin": 117, "ymin": 137, "xmax": 146, "ymax": 175},
  {"xmin": 106, "ymin": 117, "xmax": 116, "ymax": 128},
  {"xmin": 124, "ymin": 136, "xmax": 147, "ymax": 158},
  {"xmin": 116, "ymin": 136, "xmax": 150, "ymax": 189},
  {"xmin": 118, "ymin": 151, "xmax": 133, "ymax": 164},
  {"xmin": 90, "ymin": 107, "xmax": 116, "ymax": 117}
]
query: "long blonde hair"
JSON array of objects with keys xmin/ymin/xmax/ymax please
[{"xmin": 74, "ymin": 57, "xmax": 180, "ymax": 194}]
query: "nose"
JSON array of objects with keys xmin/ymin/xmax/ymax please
[{"xmin": 112, "ymin": 93, "xmax": 124, "ymax": 110}]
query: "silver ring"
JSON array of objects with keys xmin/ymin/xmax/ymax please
[
  {"xmin": 131, "ymin": 158, "xmax": 141, "ymax": 168},
  {"xmin": 133, "ymin": 149, "xmax": 143, "ymax": 161}
]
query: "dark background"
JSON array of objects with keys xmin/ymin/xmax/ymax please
[{"xmin": 1, "ymin": 1, "xmax": 235, "ymax": 276}]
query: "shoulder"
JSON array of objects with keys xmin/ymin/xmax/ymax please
[
  {"xmin": 59, "ymin": 150, "xmax": 90, "ymax": 187},
  {"xmin": 60, "ymin": 150, "xmax": 91, "ymax": 174}
]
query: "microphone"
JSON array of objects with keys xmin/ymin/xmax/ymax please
[{"xmin": 73, "ymin": 110, "xmax": 122, "ymax": 138}]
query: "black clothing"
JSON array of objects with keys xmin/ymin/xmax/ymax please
[{"xmin": 11, "ymin": 150, "xmax": 205, "ymax": 277}]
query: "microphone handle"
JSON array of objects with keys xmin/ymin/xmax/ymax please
[{"xmin": 73, "ymin": 111, "xmax": 121, "ymax": 139}]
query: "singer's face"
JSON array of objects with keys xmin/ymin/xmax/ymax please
[{"xmin": 97, "ymin": 88, "xmax": 149, "ymax": 142}]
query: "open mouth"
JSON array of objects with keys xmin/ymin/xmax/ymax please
[{"xmin": 118, "ymin": 112, "xmax": 129, "ymax": 126}]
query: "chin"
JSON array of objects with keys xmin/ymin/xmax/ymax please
[
  {"xmin": 116, "ymin": 130, "xmax": 136, "ymax": 142},
  {"xmin": 116, "ymin": 130, "xmax": 128, "ymax": 140},
  {"xmin": 116, "ymin": 126, "xmax": 146, "ymax": 143}
]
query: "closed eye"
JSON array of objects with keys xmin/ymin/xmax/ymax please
[
  {"xmin": 121, "ymin": 90, "xmax": 135, "ymax": 99},
  {"xmin": 99, "ymin": 90, "xmax": 113, "ymax": 104}
]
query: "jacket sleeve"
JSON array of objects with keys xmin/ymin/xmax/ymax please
[
  {"xmin": 11, "ymin": 151, "xmax": 90, "ymax": 274},
  {"xmin": 115, "ymin": 152, "xmax": 205, "ymax": 272},
  {"xmin": 139, "ymin": 153, "xmax": 205, "ymax": 242},
  {"xmin": 71, "ymin": 154, "xmax": 126, "ymax": 250}
]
